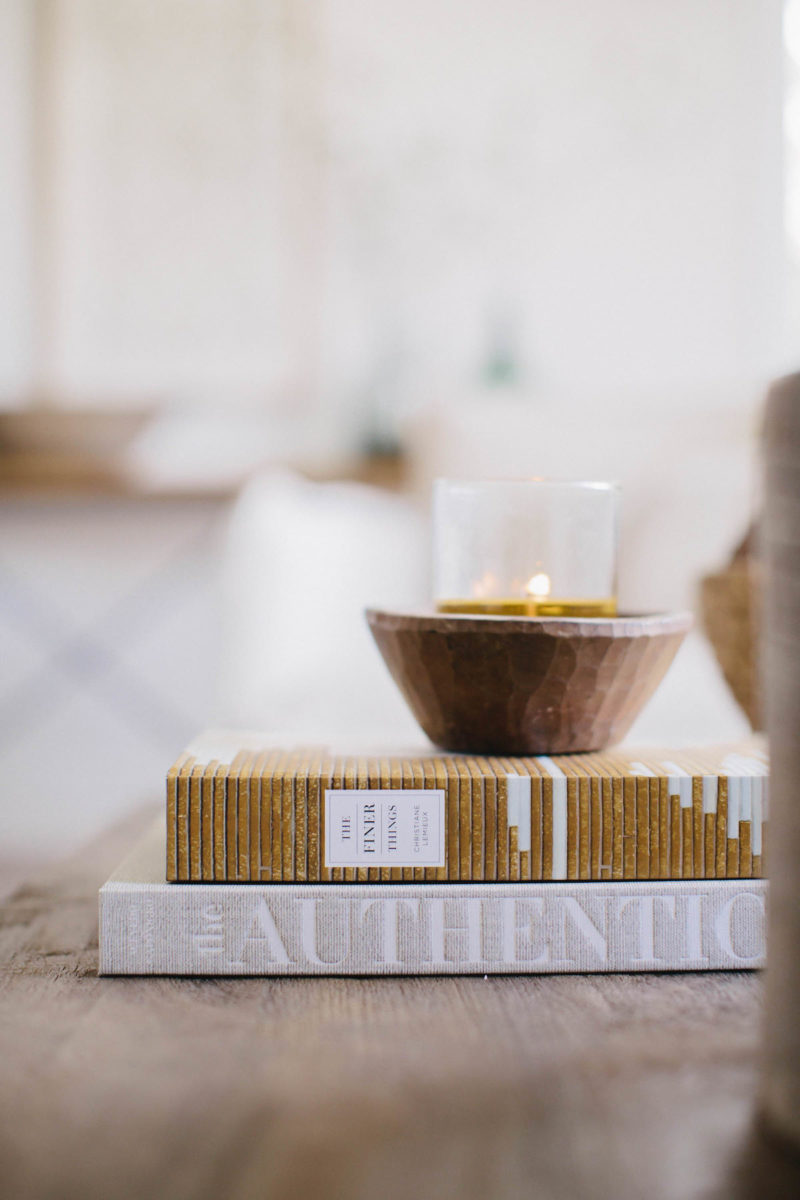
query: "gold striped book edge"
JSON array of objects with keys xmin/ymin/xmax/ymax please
[{"xmin": 167, "ymin": 732, "xmax": 768, "ymax": 883}]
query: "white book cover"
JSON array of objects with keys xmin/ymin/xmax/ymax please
[{"xmin": 99, "ymin": 819, "xmax": 766, "ymax": 976}]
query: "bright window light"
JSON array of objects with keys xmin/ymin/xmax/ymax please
[
  {"xmin": 786, "ymin": 2, "xmax": 800, "ymax": 252},
  {"xmin": 786, "ymin": 0, "xmax": 800, "ymax": 63}
]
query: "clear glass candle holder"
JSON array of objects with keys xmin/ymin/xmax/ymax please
[{"xmin": 433, "ymin": 479, "xmax": 619, "ymax": 618}]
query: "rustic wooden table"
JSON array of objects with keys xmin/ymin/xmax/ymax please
[{"xmin": 1, "ymin": 809, "xmax": 798, "ymax": 1200}]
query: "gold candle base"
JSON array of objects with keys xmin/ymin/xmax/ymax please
[{"xmin": 436, "ymin": 597, "xmax": 618, "ymax": 618}]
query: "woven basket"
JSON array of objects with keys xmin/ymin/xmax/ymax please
[{"xmin": 699, "ymin": 562, "xmax": 762, "ymax": 730}]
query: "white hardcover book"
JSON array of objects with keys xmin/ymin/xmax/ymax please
[{"xmin": 99, "ymin": 819, "xmax": 766, "ymax": 976}]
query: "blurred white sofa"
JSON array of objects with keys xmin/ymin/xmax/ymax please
[
  {"xmin": 218, "ymin": 460, "xmax": 750, "ymax": 747},
  {"xmin": 218, "ymin": 470, "xmax": 429, "ymax": 741}
]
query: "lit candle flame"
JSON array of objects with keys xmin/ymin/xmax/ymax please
[{"xmin": 525, "ymin": 572, "xmax": 551, "ymax": 598}]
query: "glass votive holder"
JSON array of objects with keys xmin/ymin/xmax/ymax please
[{"xmin": 433, "ymin": 479, "xmax": 619, "ymax": 618}]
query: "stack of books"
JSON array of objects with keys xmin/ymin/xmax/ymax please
[{"xmin": 99, "ymin": 732, "xmax": 768, "ymax": 975}]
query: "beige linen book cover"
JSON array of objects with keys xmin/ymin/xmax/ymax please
[
  {"xmin": 101, "ymin": 819, "xmax": 766, "ymax": 976},
  {"xmin": 166, "ymin": 732, "xmax": 768, "ymax": 884}
]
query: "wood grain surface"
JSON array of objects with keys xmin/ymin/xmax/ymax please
[{"xmin": 1, "ymin": 808, "xmax": 799, "ymax": 1200}]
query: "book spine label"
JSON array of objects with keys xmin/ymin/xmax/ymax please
[
  {"xmin": 324, "ymin": 788, "xmax": 446, "ymax": 868},
  {"xmin": 100, "ymin": 880, "xmax": 766, "ymax": 976}
]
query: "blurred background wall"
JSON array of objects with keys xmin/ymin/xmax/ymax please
[{"xmin": 0, "ymin": 0, "xmax": 796, "ymax": 861}]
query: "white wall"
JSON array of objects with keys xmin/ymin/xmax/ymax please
[
  {"xmin": 0, "ymin": 0, "xmax": 33, "ymax": 401},
  {"xmin": 322, "ymin": 0, "xmax": 786, "ymax": 415},
  {"xmin": 0, "ymin": 0, "xmax": 787, "ymax": 426}
]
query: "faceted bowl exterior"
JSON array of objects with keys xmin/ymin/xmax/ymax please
[{"xmin": 366, "ymin": 609, "xmax": 692, "ymax": 755}]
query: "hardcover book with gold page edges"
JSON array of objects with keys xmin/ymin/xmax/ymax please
[{"xmin": 167, "ymin": 732, "xmax": 767, "ymax": 883}]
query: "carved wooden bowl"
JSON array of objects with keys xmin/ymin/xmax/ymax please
[{"xmin": 366, "ymin": 609, "xmax": 692, "ymax": 755}]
